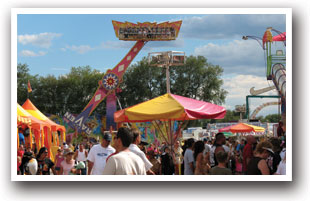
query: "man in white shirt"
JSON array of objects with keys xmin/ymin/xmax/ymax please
[
  {"xmin": 87, "ymin": 133, "xmax": 115, "ymax": 175},
  {"xmin": 103, "ymin": 127, "xmax": 146, "ymax": 175},
  {"xmin": 129, "ymin": 129, "xmax": 155, "ymax": 175},
  {"xmin": 184, "ymin": 138, "xmax": 195, "ymax": 175}
]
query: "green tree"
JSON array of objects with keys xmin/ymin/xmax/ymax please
[
  {"xmin": 215, "ymin": 109, "xmax": 241, "ymax": 123},
  {"xmin": 55, "ymin": 66, "xmax": 104, "ymax": 115},
  {"xmin": 118, "ymin": 56, "xmax": 228, "ymax": 109},
  {"xmin": 118, "ymin": 58, "xmax": 165, "ymax": 107},
  {"xmin": 170, "ymin": 55, "xmax": 227, "ymax": 105},
  {"xmin": 17, "ymin": 63, "xmax": 38, "ymax": 105},
  {"xmin": 261, "ymin": 114, "xmax": 281, "ymax": 123},
  {"xmin": 17, "ymin": 64, "xmax": 105, "ymax": 116}
]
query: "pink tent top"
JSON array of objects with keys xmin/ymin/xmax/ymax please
[
  {"xmin": 170, "ymin": 94, "xmax": 226, "ymax": 120},
  {"xmin": 218, "ymin": 125, "xmax": 233, "ymax": 132},
  {"xmin": 273, "ymin": 32, "xmax": 286, "ymax": 41},
  {"xmin": 114, "ymin": 93, "xmax": 226, "ymax": 122}
]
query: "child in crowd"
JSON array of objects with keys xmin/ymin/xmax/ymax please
[
  {"xmin": 55, "ymin": 148, "xmax": 64, "ymax": 175},
  {"xmin": 60, "ymin": 148, "xmax": 75, "ymax": 175},
  {"xmin": 234, "ymin": 151, "xmax": 243, "ymax": 175},
  {"xmin": 209, "ymin": 151, "xmax": 232, "ymax": 175}
]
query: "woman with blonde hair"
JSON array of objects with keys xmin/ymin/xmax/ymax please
[{"xmin": 246, "ymin": 141, "xmax": 274, "ymax": 175}]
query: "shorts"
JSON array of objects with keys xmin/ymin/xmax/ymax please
[{"xmin": 55, "ymin": 167, "xmax": 61, "ymax": 171}]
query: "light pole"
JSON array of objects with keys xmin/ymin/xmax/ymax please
[
  {"xmin": 148, "ymin": 51, "xmax": 186, "ymax": 93},
  {"xmin": 148, "ymin": 51, "xmax": 186, "ymax": 161}
]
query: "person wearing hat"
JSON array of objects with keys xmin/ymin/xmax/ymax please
[
  {"xmin": 87, "ymin": 133, "xmax": 115, "ymax": 175},
  {"xmin": 59, "ymin": 148, "xmax": 75, "ymax": 175},
  {"xmin": 246, "ymin": 141, "xmax": 274, "ymax": 175}
]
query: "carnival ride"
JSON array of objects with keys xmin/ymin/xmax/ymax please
[
  {"xmin": 250, "ymin": 101, "xmax": 280, "ymax": 120},
  {"xmin": 64, "ymin": 20, "xmax": 183, "ymax": 134},
  {"xmin": 243, "ymin": 28, "xmax": 286, "ymax": 121}
]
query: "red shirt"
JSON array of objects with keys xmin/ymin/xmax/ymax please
[
  {"xmin": 242, "ymin": 143, "xmax": 253, "ymax": 172},
  {"xmin": 17, "ymin": 150, "xmax": 24, "ymax": 158}
]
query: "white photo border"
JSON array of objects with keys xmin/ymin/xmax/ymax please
[{"xmin": 11, "ymin": 7, "xmax": 292, "ymax": 181}]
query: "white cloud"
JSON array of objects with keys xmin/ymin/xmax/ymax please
[
  {"xmin": 63, "ymin": 45, "xmax": 93, "ymax": 54},
  {"xmin": 223, "ymin": 74, "xmax": 280, "ymax": 116},
  {"xmin": 223, "ymin": 74, "xmax": 277, "ymax": 100},
  {"xmin": 20, "ymin": 50, "xmax": 47, "ymax": 57},
  {"xmin": 18, "ymin": 32, "xmax": 62, "ymax": 48},
  {"xmin": 194, "ymin": 40, "xmax": 269, "ymax": 75}
]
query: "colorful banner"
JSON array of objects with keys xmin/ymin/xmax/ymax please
[{"xmin": 112, "ymin": 20, "xmax": 182, "ymax": 41}]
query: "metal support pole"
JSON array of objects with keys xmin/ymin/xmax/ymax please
[
  {"xmin": 246, "ymin": 96, "xmax": 249, "ymax": 120},
  {"xmin": 166, "ymin": 64, "xmax": 171, "ymax": 93}
]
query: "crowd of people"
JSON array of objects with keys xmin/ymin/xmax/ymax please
[
  {"xmin": 17, "ymin": 127, "xmax": 286, "ymax": 175},
  {"xmin": 118, "ymin": 26, "xmax": 176, "ymax": 40}
]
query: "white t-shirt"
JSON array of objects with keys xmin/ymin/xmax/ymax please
[
  {"xmin": 129, "ymin": 144, "xmax": 153, "ymax": 171},
  {"xmin": 280, "ymin": 148, "xmax": 286, "ymax": 160},
  {"xmin": 103, "ymin": 151, "xmax": 146, "ymax": 175},
  {"xmin": 276, "ymin": 160, "xmax": 286, "ymax": 175},
  {"xmin": 26, "ymin": 158, "xmax": 38, "ymax": 175},
  {"xmin": 87, "ymin": 144, "xmax": 116, "ymax": 175},
  {"xmin": 76, "ymin": 149, "xmax": 87, "ymax": 162},
  {"xmin": 203, "ymin": 143, "xmax": 211, "ymax": 156},
  {"xmin": 184, "ymin": 148, "xmax": 194, "ymax": 175}
]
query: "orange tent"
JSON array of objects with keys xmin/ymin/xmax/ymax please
[
  {"xmin": 17, "ymin": 103, "xmax": 51, "ymax": 150},
  {"xmin": 230, "ymin": 123, "xmax": 254, "ymax": 133},
  {"xmin": 22, "ymin": 99, "xmax": 66, "ymax": 161},
  {"xmin": 18, "ymin": 104, "xmax": 50, "ymax": 129},
  {"xmin": 22, "ymin": 99, "xmax": 65, "ymax": 132}
]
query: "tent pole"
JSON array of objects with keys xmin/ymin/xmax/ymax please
[{"xmin": 152, "ymin": 121, "xmax": 169, "ymax": 144}]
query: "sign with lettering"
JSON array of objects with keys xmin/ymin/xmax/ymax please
[
  {"xmin": 63, "ymin": 106, "xmax": 93, "ymax": 135},
  {"xmin": 112, "ymin": 20, "xmax": 182, "ymax": 41}
]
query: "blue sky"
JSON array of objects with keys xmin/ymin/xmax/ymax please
[{"xmin": 17, "ymin": 13, "xmax": 286, "ymax": 117}]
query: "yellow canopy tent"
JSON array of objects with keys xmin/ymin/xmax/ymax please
[
  {"xmin": 115, "ymin": 93, "xmax": 226, "ymax": 149},
  {"xmin": 244, "ymin": 123, "xmax": 265, "ymax": 133}
]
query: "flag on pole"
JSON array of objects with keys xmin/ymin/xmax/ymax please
[{"xmin": 27, "ymin": 80, "xmax": 32, "ymax": 93}]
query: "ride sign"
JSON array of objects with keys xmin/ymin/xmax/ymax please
[{"xmin": 63, "ymin": 106, "xmax": 93, "ymax": 135}]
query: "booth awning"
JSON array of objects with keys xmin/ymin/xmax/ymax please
[
  {"xmin": 114, "ymin": 93, "xmax": 226, "ymax": 122},
  {"xmin": 219, "ymin": 122, "xmax": 265, "ymax": 133}
]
